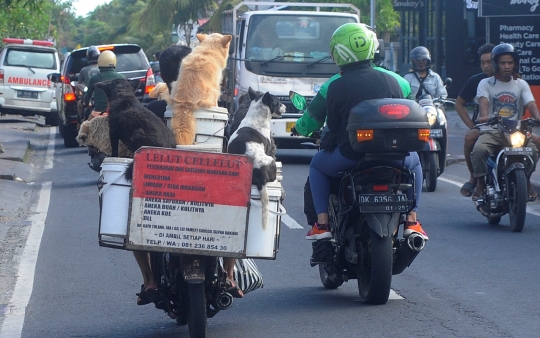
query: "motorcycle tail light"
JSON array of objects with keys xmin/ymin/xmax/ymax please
[
  {"xmin": 378, "ymin": 104, "xmax": 410, "ymax": 119},
  {"xmin": 418, "ymin": 129, "xmax": 430, "ymax": 142},
  {"xmin": 510, "ymin": 131, "xmax": 526, "ymax": 147},
  {"xmin": 356, "ymin": 130, "xmax": 373, "ymax": 142},
  {"xmin": 64, "ymin": 92, "xmax": 76, "ymax": 102},
  {"xmin": 372, "ymin": 184, "xmax": 389, "ymax": 192}
]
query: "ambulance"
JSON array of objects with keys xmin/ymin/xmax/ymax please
[{"xmin": 0, "ymin": 38, "xmax": 60, "ymax": 125}]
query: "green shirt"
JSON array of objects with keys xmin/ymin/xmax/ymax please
[
  {"xmin": 84, "ymin": 67, "xmax": 126, "ymax": 112},
  {"xmin": 294, "ymin": 67, "xmax": 412, "ymax": 137}
]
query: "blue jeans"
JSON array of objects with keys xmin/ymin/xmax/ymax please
[{"xmin": 309, "ymin": 148, "xmax": 422, "ymax": 215}]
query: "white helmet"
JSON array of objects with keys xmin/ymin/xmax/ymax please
[{"xmin": 98, "ymin": 50, "xmax": 117, "ymax": 68}]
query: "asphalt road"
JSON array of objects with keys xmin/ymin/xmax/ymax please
[{"xmin": 2, "ymin": 112, "xmax": 540, "ymax": 337}]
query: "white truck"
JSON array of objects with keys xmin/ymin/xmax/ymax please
[{"xmin": 220, "ymin": 1, "xmax": 360, "ymax": 148}]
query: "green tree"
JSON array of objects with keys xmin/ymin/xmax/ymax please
[{"xmin": 139, "ymin": 0, "xmax": 216, "ymax": 46}]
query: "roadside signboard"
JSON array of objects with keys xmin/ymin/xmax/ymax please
[{"xmin": 126, "ymin": 147, "xmax": 253, "ymax": 258}]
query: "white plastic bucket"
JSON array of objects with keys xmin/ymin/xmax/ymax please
[
  {"xmin": 193, "ymin": 107, "xmax": 229, "ymax": 146},
  {"xmin": 245, "ymin": 182, "xmax": 285, "ymax": 259},
  {"xmin": 99, "ymin": 157, "xmax": 133, "ymax": 237}
]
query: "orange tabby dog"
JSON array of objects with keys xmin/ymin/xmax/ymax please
[{"xmin": 170, "ymin": 33, "xmax": 232, "ymax": 145}]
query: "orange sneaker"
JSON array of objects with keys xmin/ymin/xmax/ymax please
[
  {"xmin": 306, "ymin": 222, "xmax": 332, "ymax": 240},
  {"xmin": 403, "ymin": 221, "xmax": 429, "ymax": 240}
]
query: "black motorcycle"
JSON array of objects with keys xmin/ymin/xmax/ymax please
[
  {"xmin": 474, "ymin": 116, "xmax": 539, "ymax": 232},
  {"xmin": 291, "ymin": 93, "xmax": 429, "ymax": 304}
]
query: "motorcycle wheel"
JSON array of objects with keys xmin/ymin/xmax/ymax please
[
  {"xmin": 187, "ymin": 282, "xmax": 208, "ymax": 338},
  {"xmin": 356, "ymin": 222, "xmax": 393, "ymax": 305},
  {"xmin": 318, "ymin": 263, "xmax": 343, "ymax": 289},
  {"xmin": 508, "ymin": 170, "xmax": 527, "ymax": 232},
  {"xmin": 425, "ymin": 152, "xmax": 438, "ymax": 192}
]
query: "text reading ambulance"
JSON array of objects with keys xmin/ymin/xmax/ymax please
[{"xmin": 0, "ymin": 38, "xmax": 60, "ymax": 125}]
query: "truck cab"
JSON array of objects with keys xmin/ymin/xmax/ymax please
[{"xmin": 221, "ymin": 2, "xmax": 360, "ymax": 148}]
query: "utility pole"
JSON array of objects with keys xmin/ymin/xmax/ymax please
[{"xmin": 370, "ymin": 0, "xmax": 376, "ymax": 30}]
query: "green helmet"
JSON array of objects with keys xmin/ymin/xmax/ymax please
[{"xmin": 330, "ymin": 23, "xmax": 377, "ymax": 67}]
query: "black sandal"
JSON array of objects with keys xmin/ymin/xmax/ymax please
[
  {"xmin": 225, "ymin": 280, "xmax": 244, "ymax": 298},
  {"xmin": 136, "ymin": 284, "xmax": 158, "ymax": 305}
]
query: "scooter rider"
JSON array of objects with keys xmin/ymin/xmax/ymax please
[
  {"xmin": 293, "ymin": 29, "xmax": 422, "ymax": 238},
  {"xmin": 83, "ymin": 50, "xmax": 125, "ymax": 120},
  {"xmin": 306, "ymin": 23, "xmax": 428, "ymax": 242},
  {"xmin": 470, "ymin": 43, "xmax": 540, "ymax": 201},
  {"xmin": 404, "ymin": 46, "xmax": 447, "ymax": 100},
  {"xmin": 78, "ymin": 46, "xmax": 100, "ymax": 87}
]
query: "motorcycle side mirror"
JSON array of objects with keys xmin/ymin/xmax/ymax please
[
  {"xmin": 289, "ymin": 91, "xmax": 307, "ymax": 111},
  {"xmin": 444, "ymin": 77, "xmax": 453, "ymax": 88}
]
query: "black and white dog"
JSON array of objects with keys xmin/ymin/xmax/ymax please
[{"xmin": 227, "ymin": 88, "xmax": 284, "ymax": 229}]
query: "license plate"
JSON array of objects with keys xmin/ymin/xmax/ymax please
[
  {"xmin": 504, "ymin": 147, "xmax": 533, "ymax": 156},
  {"xmin": 17, "ymin": 90, "xmax": 38, "ymax": 99},
  {"xmin": 430, "ymin": 129, "xmax": 443, "ymax": 138},
  {"xmin": 286, "ymin": 121, "xmax": 296, "ymax": 132},
  {"xmin": 358, "ymin": 194, "xmax": 409, "ymax": 213}
]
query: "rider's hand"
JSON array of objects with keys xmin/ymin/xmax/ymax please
[
  {"xmin": 290, "ymin": 126, "xmax": 300, "ymax": 137},
  {"xmin": 477, "ymin": 115, "xmax": 490, "ymax": 124}
]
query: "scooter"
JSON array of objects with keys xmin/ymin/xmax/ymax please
[
  {"xmin": 291, "ymin": 92, "xmax": 428, "ymax": 304},
  {"xmin": 417, "ymin": 94, "xmax": 453, "ymax": 191}
]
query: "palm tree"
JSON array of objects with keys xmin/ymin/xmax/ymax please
[{"xmin": 139, "ymin": 0, "xmax": 216, "ymax": 45}]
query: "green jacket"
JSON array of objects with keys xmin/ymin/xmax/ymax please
[
  {"xmin": 84, "ymin": 67, "xmax": 126, "ymax": 112},
  {"xmin": 294, "ymin": 66, "xmax": 413, "ymax": 137}
]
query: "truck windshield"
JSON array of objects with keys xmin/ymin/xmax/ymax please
[{"xmin": 246, "ymin": 14, "xmax": 356, "ymax": 62}]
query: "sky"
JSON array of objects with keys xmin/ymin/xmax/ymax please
[{"xmin": 73, "ymin": 0, "xmax": 112, "ymax": 17}]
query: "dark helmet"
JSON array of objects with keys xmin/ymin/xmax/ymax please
[
  {"xmin": 410, "ymin": 46, "xmax": 431, "ymax": 70},
  {"xmin": 491, "ymin": 43, "xmax": 519, "ymax": 73},
  {"xmin": 86, "ymin": 46, "xmax": 100, "ymax": 64}
]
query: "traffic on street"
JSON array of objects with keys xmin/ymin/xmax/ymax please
[{"xmin": 1, "ymin": 109, "xmax": 540, "ymax": 337}]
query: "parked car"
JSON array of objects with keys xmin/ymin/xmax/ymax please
[
  {"xmin": 0, "ymin": 38, "xmax": 60, "ymax": 126},
  {"xmin": 49, "ymin": 44, "xmax": 155, "ymax": 147}
]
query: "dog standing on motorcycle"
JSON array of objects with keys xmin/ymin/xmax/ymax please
[
  {"xmin": 307, "ymin": 23, "xmax": 428, "ymax": 241},
  {"xmin": 470, "ymin": 43, "xmax": 540, "ymax": 201}
]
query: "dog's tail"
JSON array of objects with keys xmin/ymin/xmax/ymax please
[
  {"xmin": 124, "ymin": 161, "xmax": 134, "ymax": 181},
  {"xmin": 258, "ymin": 184, "xmax": 269, "ymax": 231},
  {"xmin": 171, "ymin": 100, "xmax": 196, "ymax": 146}
]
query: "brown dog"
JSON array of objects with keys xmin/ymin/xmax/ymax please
[{"xmin": 170, "ymin": 33, "xmax": 232, "ymax": 145}]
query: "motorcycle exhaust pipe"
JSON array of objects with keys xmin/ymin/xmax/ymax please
[
  {"xmin": 214, "ymin": 292, "xmax": 234, "ymax": 310},
  {"xmin": 392, "ymin": 233, "xmax": 426, "ymax": 275}
]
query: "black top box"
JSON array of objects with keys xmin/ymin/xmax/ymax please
[{"xmin": 347, "ymin": 98, "xmax": 430, "ymax": 153}]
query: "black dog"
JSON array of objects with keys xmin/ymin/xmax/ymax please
[{"xmin": 94, "ymin": 78, "xmax": 176, "ymax": 180}]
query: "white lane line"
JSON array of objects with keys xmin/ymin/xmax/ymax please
[
  {"xmin": 43, "ymin": 127, "xmax": 56, "ymax": 170},
  {"xmin": 389, "ymin": 289, "xmax": 405, "ymax": 300},
  {"xmin": 0, "ymin": 182, "xmax": 52, "ymax": 337},
  {"xmin": 281, "ymin": 214, "xmax": 304, "ymax": 229},
  {"xmin": 439, "ymin": 176, "xmax": 540, "ymax": 217}
]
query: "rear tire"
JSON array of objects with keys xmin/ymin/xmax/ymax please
[
  {"xmin": 425, "ymin": 152, "xmax": 438, "ymax": 192},
  {"xmin": 187, "ymin": 282, "xmax": 207, "ymax": 338},
  {"xmin": 357, "ymin": 222, "xmax": 393, "ymax": 305},
  {"xmin": 46, "ymin": 112, "xmax": 59, "ymax": 127},
  {"xmin": 508, "ymin": 170, "xmax": 527, "ymax": 232},
  {"xmin": 63, "ymin": 124, "xmax": 79, "ymax": 148}
]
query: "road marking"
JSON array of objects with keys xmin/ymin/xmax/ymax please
[
  {"xmin": 43, "ymin": 127, "xmax": 56, "ymax": 169},
  {"xmin": 281, "ymin": 214, "xmax": 304, "ymax": 229},
  {"xmin": 389, "ymin": 289, "xmax": 404, "ymax": 300},
  {"xmin": 439, "ymin": 177, "xmax": 540, "ymax": 217},
  {"xmin": 0, "ymin": 182, "xmax": 52, "ymax": 337}
]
